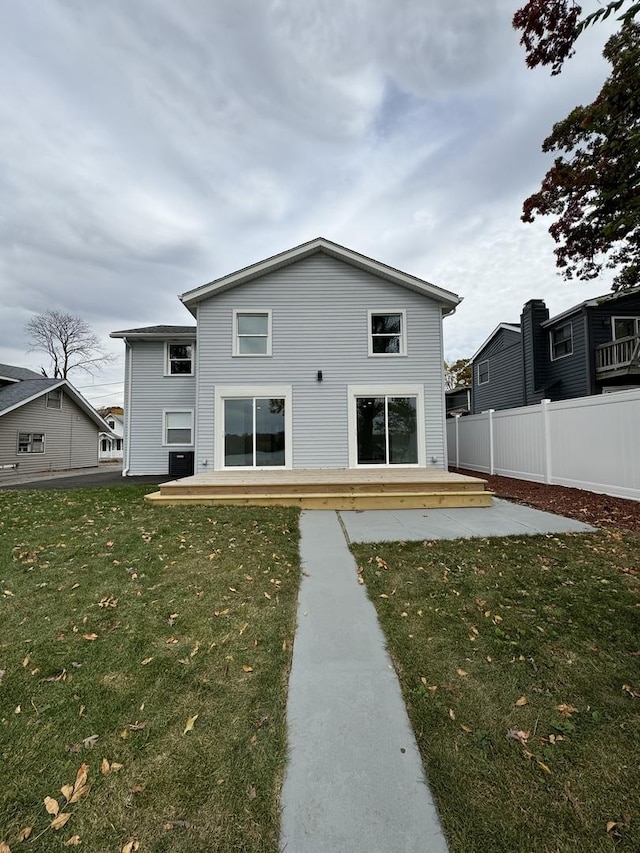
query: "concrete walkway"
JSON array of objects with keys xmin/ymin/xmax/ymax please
[
  {"xmin": 280, "ymin": 503, "xmax": 596, "ymax": 852},
  {"xmin": 280, "ymin": 511, "xmax": 448, "ymax": 853}
]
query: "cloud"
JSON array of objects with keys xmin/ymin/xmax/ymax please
[{"xmin": 0, "ymin": 0, "xmax": 621, "ymax": 405}]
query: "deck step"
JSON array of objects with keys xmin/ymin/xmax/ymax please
[{"xmin": 145, "ymin": 489, "xmax": 493, "ymax": 510}]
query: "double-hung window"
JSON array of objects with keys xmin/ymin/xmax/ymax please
[
  {"xmin": 17, "ymin": 432, "xmax": 45, "ymax": 454},
  {"xmin": 166, "ymin": 343, "xmax": 194, "ymax": 375},
  {"xmin": 550, "ymin": 323, "xmax": 573, "ymax": 360},
  {"xmin": 478, "ymin": 361, "xmax": 489, "ymax": 385},
  {"xmin": 368, "ymin": 311, "xmax": 406, "ymax": 356},
  {"xmin": 46, "ymin": 389, "xmax": 63, "ymax": 409},
  {"xmin": 233, "ymin": 310, "xmax": 272, "ymax": 356},
  {"xmin": 164, "ymin": 411, "xmax": 193, "ymax": 445}
]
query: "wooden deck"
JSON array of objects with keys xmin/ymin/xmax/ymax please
[{"xmin": 145, "ymin": 468, "xmax": 492, "ymax": 510}]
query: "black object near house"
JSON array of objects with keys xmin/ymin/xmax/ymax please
[{"xmin": 470, "ymin": 286, "xmax": 640, "ymax": 414}]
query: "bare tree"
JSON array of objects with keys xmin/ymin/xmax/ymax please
[{"xmin": 25, "ymin": 310, "xmax": 115, "ymax": 379}]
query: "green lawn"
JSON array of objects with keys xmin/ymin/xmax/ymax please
[
  {"xmin": 352, "ymin": 531, "xmax": 640, "ymax": 853},
  {"xmin": 0, "ymin": 487, "xmax": 300, "ymax": 853}
]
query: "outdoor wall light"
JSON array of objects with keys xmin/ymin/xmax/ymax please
[{"xmin": 317, "ymin": 371, "xmax": 323, "ymax": 382}]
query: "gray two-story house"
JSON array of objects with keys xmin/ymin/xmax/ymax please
[
  {"xmin": 471, "ymin": 286, "xmax": 640, "ymax": 413},
  {"xmin": 111, "ymin": 238, "xmax": 462, "ymax": 479}
]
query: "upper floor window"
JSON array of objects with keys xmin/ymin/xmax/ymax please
[
  {"xmin": 165, "ymin": 343, "xmax": 194, "ymax": 375},
  {"xmin": 46, "ymin": 389, "xmax": 63, "ymax": 409},
  {"xmin": 368, "ymin": 311, "xmax": 406, "ymax": 356},
  {"xmin": 550, "ymin": 323, "xmax": 573, "ymax": 360},
  {"xmin": 477, "ymin": 361, "xmax": 489, "ymax": 385},
  {"xmin": 233, "ymin": 310, "xmax": 272, "ymax": 356},
  {"xmin": 107, "ymin": 419, "xmax": 115, "ymax": 429},
  {"xmin": 18, "ymin": 432, "xmax": 45, "ymax": 454},
  {"xmin": 613, "ymin": 316, "xmax": 640, "ymax": 340}
]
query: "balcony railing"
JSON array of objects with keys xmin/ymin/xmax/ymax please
[{"xmin": 595, "ymin": 334, "xmax": 640, "ymax": 375}]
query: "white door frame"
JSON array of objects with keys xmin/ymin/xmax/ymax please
[
  {"xmin": 214, "ymin": 385, "xmax": 293, "ymax": 471},
  {"xmin": 347, "ymin": 384, "xmax": 426, "ymax": 468}
]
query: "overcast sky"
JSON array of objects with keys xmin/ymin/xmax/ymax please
[{"xmin": 0, "ymin": 0, "xmax": 617, "ymax": 406}]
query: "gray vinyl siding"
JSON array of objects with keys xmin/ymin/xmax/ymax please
[
  {"xmin": 545, "ymin": 315, "xmax": 589, "ymax": 400},
  {"xmin": 0, "ymin": 393, "xmax": 98, "ymax": 473},
  {"xmin": 125, "ymin": 341, "xmax": 196, "ymax": 475},
  {"xmin": 472, "ymin": 333, "xmax": 524, "ymax": 414},
  {"xmin": 195, "ymin": 253, "xmax": 447, "ymax": 471}
]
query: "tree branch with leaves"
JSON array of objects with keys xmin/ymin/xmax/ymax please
[{"xmin": 25, "ymin": 310, "xmax": 116, "ymax": 379}]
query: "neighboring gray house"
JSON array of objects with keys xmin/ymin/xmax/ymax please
[
  {"xmin": 0, "ymin": 364, "xmax": 112, "ymax": 474},
  {"xmin": 111, "ymin": 238, "xmax": 461, "ymax": 477},
  {"xmin": 471, "ymin": 287, "xmax": 640, "ymax": 413}
]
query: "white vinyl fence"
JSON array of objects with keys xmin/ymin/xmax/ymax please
[{"xmin": 447, "ymin": 389, "xmax": 640, "ymax": 501}]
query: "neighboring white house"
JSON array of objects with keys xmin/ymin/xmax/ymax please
[
  {"xmin": 0, "ymin": 364, "xmax": 113, "ymax": 474},
  {"xmin": 99, "ymin": 412, "xmax": 124, "ymax": 461},
  {"xmin": 110, "ymin": 238, "xmax": 461, "ymax": 477}
]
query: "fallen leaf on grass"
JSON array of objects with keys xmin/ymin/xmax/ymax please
[
  {"xmin": 506, "ymin": 729, "xmax": 530, "ymax": 745},
  {"xmin": 64, "ymin": 836, "xmax": 82, "ymax": 846},
  {"xmin": 17, "ymin": 826, "xmax": 33, "ymax": 841},
  {"xmin": 622, "ymin": 683, "xmax": 640, "ymax": 698},
  {"xmin": 101, "ymin": 758, "xmax": 123, "ymax": 775},
  {"xmin": 247, "ymin": 785, "xmax": 257, "ymax": 800},
  {"xmin": 44, "ymin": 796, "xmax": 60, "ymax": 816},
  {"xmin": 82, "ymin": 634, "xmax": 98, "ymax": 641},
  {"xmin": 242, "ymin": 665, "xmax": 253, "ymax": 673},
  {"xmin": 456, "ymin": 668, "xmax": 468, "ymax": 677},
  {"xmin": 460, "ymin": 724, "xmax": 473, "ymax": 733},
  {"xmin": 183, "ymin": 714, "xmax": 199, "ymax": 735},
  {"xmin": 61, "ymin": 784, "xmax": 74, "ymax": 802},
  {"xmin": 0, "ymin": 842, "xmax": 11, "ymax": 853},
  {"xmin": 556, "ymin": 703, "xmax": 577, "ymax": 717},
  {"xmin": 82, "ymin": 735, "xmax": 98, "ymax": 749},
  {"xmin": 449, "ymin": 708, "xmax": 456, "ymax": 720},
  {"xmin": 537, "ymin": 760, "xmax": 551, "ymax": 774},
  {"xmin": 121, "ymin": 840, "xmax": 140, "ymax": 853},
  {"xmin": 51, "ymin": 813, "xmax": 72, "ymax": 830},
  {"xmin": 140, "ymin": 657, "xmax": 153, "ymax": 666},
  {"xmin": 22, "ymin": 656, "xmax": 30, "ymax": 667},
  {"xmin": 515, "ymin": 696, "xmax": 528, "ymax": 707}
]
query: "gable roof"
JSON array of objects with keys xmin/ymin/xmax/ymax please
[
  {"xmin": 110, "ymin": 325, "xmax": 196, "ymax": 340},
  {"xmin": 179, "ymin": 237, "xmax": 462, "ymax": 316},
  {"xmin": 470, "ymin": 324, "xmax": 521, "ymax": 363},
  {"xmin": 541, "ymin": 284, "xmax": 640, "ymax": 328},
  {"xmin": 0, "ymin": 373, "xmax": 112, "ymax": 431},
  {"xmin": 0, "ymin": 363, "xmax": 43, "ymax": 383}
]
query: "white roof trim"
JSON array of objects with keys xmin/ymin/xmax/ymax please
[
  {"xmin": 179, "ymin": 237, "xmax": 461, "ymax": 314},
  {"xmin": 0, "ymin": 379, "xmax": 113, "ymax": 431},
  {"xmin": 470, "ymin": 323, "xmax": 521, "ymax": 363}
]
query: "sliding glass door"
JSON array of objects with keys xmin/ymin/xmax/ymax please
[{"xmin": 223, "ymin": 397, "xmax": 286, "ymax": 467}]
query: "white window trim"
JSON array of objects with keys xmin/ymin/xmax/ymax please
[
  {"xmin": 46, "ymin": 389, "xmax": 63, "ymax": 409},
  {"xmin": 549, "ymin": 322, "xmax": 573, "ymax": 361},
  {"xmin": 214, "ymin": 384, "xmax": 292, "ymax": 470},
  {"xmin": 347, "ymin": 384, "xmax": 425, "ymax": 468},
  {"xmin": 164, "ymin": 341, "xmax": 195, "ymax": 377},
  {"xmin": 477, "ymin": 360, "xmax": 490, "ymax": 385},
  {"xmin": 17, "ymin": 431, "xmax": 46, "ymax": 454},
  {"xmin": 162, "ymin": 409, "xmax": 194, "ymax": 446},
  {"xmin": 367, "ymin": 309, "xmax": 407, "ymax": 357},
  {"xmin": 612, "ymin": 315, "xmax": 640, "ymax": 340},
  {"xmin": 232, "ymin": 309, "xmax": 273, "ymax": 357}
]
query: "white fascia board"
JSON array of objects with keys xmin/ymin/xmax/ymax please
[{"xmin": 470, "ymin": 324, "xmax": 521, "ymax": 363}]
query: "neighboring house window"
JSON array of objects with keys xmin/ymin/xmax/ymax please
[
  {"xmin": 107, "ymin": 419, "xmax": 115, "ymax": 428},
  {"xmin": 116, "ymin": 439, "xmax": 122, "ymax": 451},
  {"xmin": 368, "ymin": 311, "xmax": 406, "ymax": 356},
  {"xmin": 164, "ymin": 411, "xmax": 193, "ymax": 445},
  {"xmin": 46, "ymin": 389, "xmax": 63, "ymax": 409},
  {"xmin": 613, "ymin": 317, "xmax": 640, "ymax": 339},
  {"xmin": 478, "ymin": 361, "xmax": 489, "ymax": 385},
  {"xmin": 165, "ymin": 343, "xmax": 194, "ymax": 375},
  {"xmin": 101, "ymin": 438, "xmax": 108, "ymax": 452},
  {"xmin": 17, "ymin": 432, "xmax": 45, "ymax": 454},
  {"xmin": 550, "ymin": 323, "xmax": 573, "ymax": 359},
  {"xmin": 233, "ymin": 310, "xmax": 272, "ymax": 356}
]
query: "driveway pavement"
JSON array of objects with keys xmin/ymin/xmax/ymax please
[{"xmin": 0, "ymin": 464, "xmax": 162, "ymax": 490}]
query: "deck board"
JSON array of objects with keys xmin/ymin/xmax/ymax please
[{"xmin": 146, "ymin": 468, "xmax": 492, "ymax": 509}]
